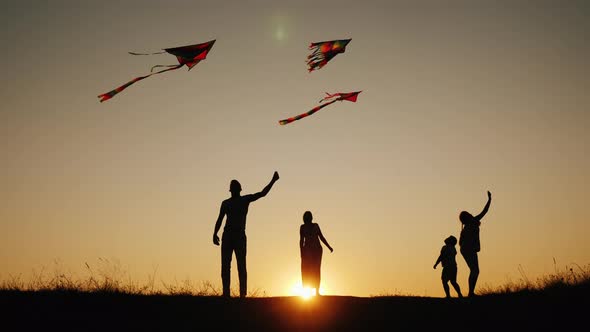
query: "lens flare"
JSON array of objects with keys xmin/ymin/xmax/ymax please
[
  {"xmin": 275, "ymin": 26, "xmax": 285, "ymax": 41},
  {"xmin": 291, "ymin": 283, "xmax": 316, "ymax": 300}
]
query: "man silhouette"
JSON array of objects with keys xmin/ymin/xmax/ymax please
[{"xmin": 213, "ymin": 171, "xmax": 280, "ymax": 298}]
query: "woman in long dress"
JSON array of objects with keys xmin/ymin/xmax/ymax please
[
  {"xmin": 300, "ymin": 211, "xmax": 333, "ymax": 295},
  {"xmin": 459, "ymin": 191, "xmax": 492, "ymax": 297}
]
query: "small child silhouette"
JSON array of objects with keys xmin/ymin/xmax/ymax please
[{"xmin": 433, "ymin": 235, "xmax": 463, "ymax": 298}]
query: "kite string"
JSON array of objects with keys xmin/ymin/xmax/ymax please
[
  {"xmin": 128, "ymin": 51, "xmax": 167, "ymax": 56},
  {"xmin": 319, "ymin": 92, "xmax": 342, "ymax": 103},
  {"xmin": 150, "ymin": 64, "xmax": 182, "ymax": 72}
]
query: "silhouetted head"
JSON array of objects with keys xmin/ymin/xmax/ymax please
[
  {"xmin": 303, "ymin": 211, "xmax": 313, "ymax": 224},
  {"xmin": 229, "ymin": 180, "xmax": 242, "ymax": 195},
  {"xmin": 445, "ymin": 235, "xmax": 457, "ymax": 246},
  {"xmin": 459, "ymin": 211, "xmax": 473, "ymax": 224}
]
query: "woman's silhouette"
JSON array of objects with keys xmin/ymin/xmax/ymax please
[
  {"xmin": 299, "ymin": 211, "xmax": 333, "ymax": 296},
  {"xmin": 459, "ymin": 191, "xmax": 492, "ymax": 297}
]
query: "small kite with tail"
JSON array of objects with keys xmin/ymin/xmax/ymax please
[{"xmin": 278, "ymin": 91, "xmax": 362, "ymax": 125}]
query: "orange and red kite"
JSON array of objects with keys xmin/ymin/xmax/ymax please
[
  {"xmin": 307, "ymin": 39, "xmax": 352, "ymax": 72},
  {"xmin": 98, "ymin": 39, "xmax": 216, "ymax": 102},
  {"xmin": 279, "ymin": 91, "xmax": 362, "ymax": 125}
]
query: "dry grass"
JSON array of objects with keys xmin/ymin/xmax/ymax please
[
  {"xmin": 478, "ymin": 258, "xmax": 590, "ymax": 295},
  {"xmin": 2, "ymin": 258, "xmax": 587, "ymax": 298},
  {"xmin": 0, "ymin": 258, "xmax": 266, "ymax": 297},
  {"xmin": 369, "ymin": 288, "xmax": 418, "ymax": 297}
]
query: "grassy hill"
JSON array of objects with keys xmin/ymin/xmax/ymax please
[
  {"xmin": 1, "ymin": 281, "xmax": 587, "ymax": 331},
  {"xmin": 2, "ymin": 261, "xmax": 588, "ymax": 331}
]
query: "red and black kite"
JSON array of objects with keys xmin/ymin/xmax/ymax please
[
  {"xmin": 98, "ymin": 39, "xmax": 216, "ymax": 102},
  {"xmin": 307, "ymin": 39, "xmax": 352, "ymax": 72},
  {"xmin": 278, "ymin": 91, "xmax": 362, "ymax": 125}
]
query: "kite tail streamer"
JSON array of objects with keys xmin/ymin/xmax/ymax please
[
  {"xmin": 98, "ymin": 64, "xmax": 183, "ymax": 102},
  {"xmin": 278, "ymin": 99, "xmax": 338, "ymax": 125},
  {"xmin": 306, "ymin": 39, "xmax": 350, "ymax": 72},
  {"xmin": 306, "ymin": 43, "xmax": 329, "ymax": 72}
]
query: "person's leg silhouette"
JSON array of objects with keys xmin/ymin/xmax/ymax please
[
  {"xmin": 451, "ymin": 280, "xmax": 463, "ymax": 298},
  {"xmin": 462, "ymin": 251, "xmax": 479, "ymax": 296},
  {"xmin": 221, "ymin": 239, "xmax": 234, "ymax": 297},
  {"xmin": 236, "ymin": 235, "xmax": 247, "ymax": 298}
]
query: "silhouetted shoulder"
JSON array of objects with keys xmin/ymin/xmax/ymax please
[
  {"xmin": 220, "ymin": 198, "xmax": 231, "ymax": 208},
  {"xmin": 242, "ymin": 193, "xmax": 261, "ymax": 203}
]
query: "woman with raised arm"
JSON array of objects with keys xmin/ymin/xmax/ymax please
[
  {"xmin": 300, "ymin": 211, "xmax": 333, "ymax": 296},
  {"xmin": 459, "ymin": 191, "xmax": 492, "ymax": 297}
]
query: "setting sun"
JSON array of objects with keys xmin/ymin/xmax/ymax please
[{"xmin": 290, "ymin": 282, "xmax": 328, "ymax": 299}]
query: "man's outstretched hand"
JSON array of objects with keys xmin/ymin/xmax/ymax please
[
  {"xmin": 213, "ymin": 234, "xmax": 220, "ymax": 246},
  {"xmin": 272, "ymin": 171, "xmax": 280, "ymax": 182}
]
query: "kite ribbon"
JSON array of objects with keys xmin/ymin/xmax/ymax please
[
  {"xmin": 278, "ymin": 99, "xmax": 339, "ymax": 125},
  {"xmin": 98, "ymin": 64, "xmax": 183, "ymax": 102},
  {"xmin": 279, "ymin": 91, "xmax": 362, "ymax": 125}
]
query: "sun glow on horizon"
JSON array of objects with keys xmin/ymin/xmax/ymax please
[{"xmin": 290, "ymin": 282, "xmax": 327, "ymax": 300}]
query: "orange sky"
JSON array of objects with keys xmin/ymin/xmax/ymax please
[{"xmin": 1, "ymin": 0, "xmax": 589, "ymax": 297}]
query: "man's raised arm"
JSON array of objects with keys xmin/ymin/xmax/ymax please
[{"xmin": 250, "ymin": 171, "xmax": 280, "ymax": 201}]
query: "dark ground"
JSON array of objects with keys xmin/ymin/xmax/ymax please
[{"xmin": 1, "ymin": 283, "xmax": 587, "ymax": 331}]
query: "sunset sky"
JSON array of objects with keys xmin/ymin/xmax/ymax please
[{"xmin": 1, "ymin": 0, "xmax": 589, "ymax": 298}]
